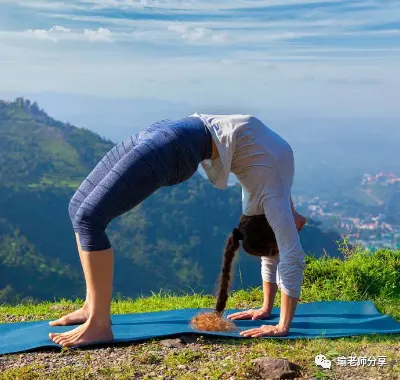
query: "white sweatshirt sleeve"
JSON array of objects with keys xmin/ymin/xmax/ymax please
[
  {"xmin": 261, "ymin": 255, "xmax": 279, "ymax": 283},
  {"xmin": 261, "ymin": 195, "xmax": 306, "ymax": 298}
]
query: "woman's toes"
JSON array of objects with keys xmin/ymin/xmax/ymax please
[
  {"xmin": 52, "ymin": 337, "xmax": 61, "ymax": 345},
  {"xmin": 49, "ymin": 319, "xmax": 113, "ymax": 348}
]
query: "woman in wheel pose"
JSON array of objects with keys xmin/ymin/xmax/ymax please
[{"xmin": 49, "ymin": 114, "xmax": 307, "ymax": 347}]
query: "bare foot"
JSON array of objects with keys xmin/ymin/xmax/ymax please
[
  {"xmin": 49, "ymin": 319, "xmax": 113, "ymax": 348},
  {"xmin": 49, "ymin": 305, "xmax": 89, "ymax": 326}
]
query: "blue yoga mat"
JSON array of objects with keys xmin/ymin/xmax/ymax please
[{"xmin": 1, "ymin": 300, "xmax": 399, "ymax": 355}]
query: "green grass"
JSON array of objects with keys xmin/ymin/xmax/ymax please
[
  {"xmin": 2, "ymin": 248, "xmax": 398, "ymax": 322},
  {"xmin": 27, "ymin": 177, "xmax": 81, "ymax": 190},
  {"xmin": 1, "ymin": 249, "xmax": 400, "ymax": 379},
  {"xmin": 1, "ymin": 290, "xmax": 399, "ymax": 324}
]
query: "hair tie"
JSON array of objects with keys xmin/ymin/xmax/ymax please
[{"xmin": 232, "ymin": 228, "xmax": 243, "ymax": 241}]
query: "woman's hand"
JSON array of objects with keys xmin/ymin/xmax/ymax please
[
  {"xmin": 227, "ymin": 308, "xmax": 271, "ymax": 321},
  {"xmin": 240, "ymin": 324, "xmax": 288, "ymax": 337}
]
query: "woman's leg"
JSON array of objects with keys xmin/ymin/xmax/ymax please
[
  {"xmin": 50, "ymin": 247, "xmax": 114, "ymax": 347},
  {"xmin": 49, "ymin": 117, "xmax": 211, "ymax": 346},
  {"xmin": 50, "ymin": 139, "xmax": 139, "ymax": 327},
  {"xmin": 49, "ymin": 234, "xmax": 91, "ymax": 326},
  {"xmin": 49, "ymin": 138, "xmax": 168, "ymax": 347}
]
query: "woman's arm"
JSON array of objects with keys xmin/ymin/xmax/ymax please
[
  {"xmin": 227, "ymin": 258, "xmax": 278, "ymax": 321},
  {"xmin": 278, "ymin": 291, "xmax": 298, "ymax": 332},
  {"xmin": 262, "ymin": 194, "xmax": 306, "ymax": 298},
  {"xmin": 262, "ymin": 280, "xmax": 278, "ymax": 313},
  {"xmin": 227, "ymin": 271, "xmax": 278, "ymax": 321},
  {"xmin": 261, "ymin": 255, "xmax": 279, "ymax": 312},
  {"xmin": 240, "ymin": 289, "xmax": 298, "ymax": 337},
  {"xmin": 240, "ymin": 194, "xmax": 306, "ymax": 337}
]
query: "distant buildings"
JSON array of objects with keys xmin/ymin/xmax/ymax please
[
  {"xmin": 361, "ymin": 172, "xmax": 400, "ymax": 186},
  {"xmin": 295, "ymin": 172, "xmax": 400, "ymax": 250}
]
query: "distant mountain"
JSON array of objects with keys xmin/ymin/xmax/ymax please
[
  {"xmin": 335, "ymin": 173, "xmax": 400, "ymax": 225},
  {"xmin": 0, "ymin": 92, "xmax": 192, "ymax": 143},
  {"xmin": 0, "ymin": 98, "xmax": 343, "ymax": 303},
  {"xmin": 0, "ymin": 98, "xmax": 114, "ymax": 188}
]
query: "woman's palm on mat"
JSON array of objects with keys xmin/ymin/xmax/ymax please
[
  {"xmin": 227, "ymin": 308, "xmax": 271, "ymax": 321},
  {"xmin": 240, "ymin": 324, "xmax": 288, "ymax": 337}
]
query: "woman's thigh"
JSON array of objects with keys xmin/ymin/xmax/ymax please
[
  {"xmin": 72, "ymin": 116, "xmax": 210, "ymax": 225},
  {"xmin": 75, "ymin": 137, "xmax": 174, "ymax": 230},
  {"xmin": 72, "ymin": 136, "xmax": 140, "ymax": 203}
]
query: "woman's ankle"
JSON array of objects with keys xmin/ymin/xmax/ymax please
[{"xmin": 87, "ymin": 312, "xmax": 112, "ymax": 327}]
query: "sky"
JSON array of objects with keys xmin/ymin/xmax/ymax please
[{"xmin": 0, "ymin": 0, "xmax": 400, "ymax": 120}]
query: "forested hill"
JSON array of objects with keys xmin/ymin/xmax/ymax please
[
  {"xmin": 0, "ymin": 98, "xmax": 342, "ymax": 304},
  {"xmin": 0, "ymin": 97, "xmax": 113, "ymax": 188}
]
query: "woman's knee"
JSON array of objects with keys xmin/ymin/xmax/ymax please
[
  {"xmin": 74, "ymin": 205, "xmax": 106, "ymax": 233},
  {"xmin": 74, "ymin": 205, "xmax": 111, "ymax": 251},
  {"xmin": 68, "ymin": 197, "xmax": 80, "ymax": 225}
]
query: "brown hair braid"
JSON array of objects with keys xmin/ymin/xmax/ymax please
[
  {"xmin": 215, "ymin": 228, "xmax": 242, "ymax": 313},
  {"xmin": 190, "ymin": 215, "xmax": 278, "ymax": 332},
  {"xmin": 190, "ymin": 228, "xmax": 241, "ymax": 332}
]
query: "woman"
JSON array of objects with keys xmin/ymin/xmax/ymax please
[{"xmin": 49, "ymin": 114, "xmax": 307, "ymax": 347}]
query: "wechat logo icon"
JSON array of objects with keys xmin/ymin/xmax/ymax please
[{"xmin": 315, "ymin": 354, "xmax": 332, "ymax": 369}]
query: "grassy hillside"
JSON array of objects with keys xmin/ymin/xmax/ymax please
[
  {"xmin": 1, "ymin": 249, "xmax": 399, "ymax": 379},
  {"xmin": 0, "ymin": 98, "xmax": 113, "ymax": 188},
  {"xmin": 0, "ymin": 218, "xmax": 81, "ymax": 303}
]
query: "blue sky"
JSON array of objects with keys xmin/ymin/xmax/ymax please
[{"xmin": 0, "ymin": 0, "xmax": 399, "ymax": 118}]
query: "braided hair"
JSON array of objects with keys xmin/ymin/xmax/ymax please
[
  {"xmin": 215, "ymin": 228, "xmax": 243, "ymax": 313},
  {"xmin": 190, "ymin": 215, "xmax": 278, "ymax": 332}
]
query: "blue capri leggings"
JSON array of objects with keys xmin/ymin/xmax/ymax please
[{"xmin": 68, "ymin": 117, "xmax": 212, "ymax": 251}]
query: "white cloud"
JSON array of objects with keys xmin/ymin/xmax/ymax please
[
  {"xmin": 13, "ymin": 1, "xmax": 85, "ymax": 10},
  {"xmin": 1, "ymin": 0, "xmax": 400, "ymax": 119},
  {"xmin": 23, "ymin": 25, "xmax": 112, "ymax": 42},
  {"xmin": 6, "ymin": 0, "xmax": 347, "ymax": 11},
  {"xmin": 83, "ymin": 27, "xmax": 112, "ymax": 41},
  {"xmin": 43, "ymin": 12, "xmax": 393, "ymax": 30},
  {"xmin": 1, "ymin": 0, "xmax": 148, "ymax": 11},
  {"xmin": 35, "ymin": 1, "xmax": 400, "ymax": 48},
  {"xmin": 50, "ymin": 25, "xmax": 71, "ymax": 32},
  {"xmin": 1, "ymin": 49, "xmax": 399, "ymax": 118},
  {"xmin": 167, "ymin": 22, "xmax": 226, "ymax": 43},
  {"xmin": 81, "ymin": 0, "xmax": 150, "ymax": 8},
  {"xmin": 366, "ymin": 29, "xmax": 400, "ymax": 36},
  {"xmin": 25, "ymin": 25, "xmax": 71, "ymax": 41}
]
